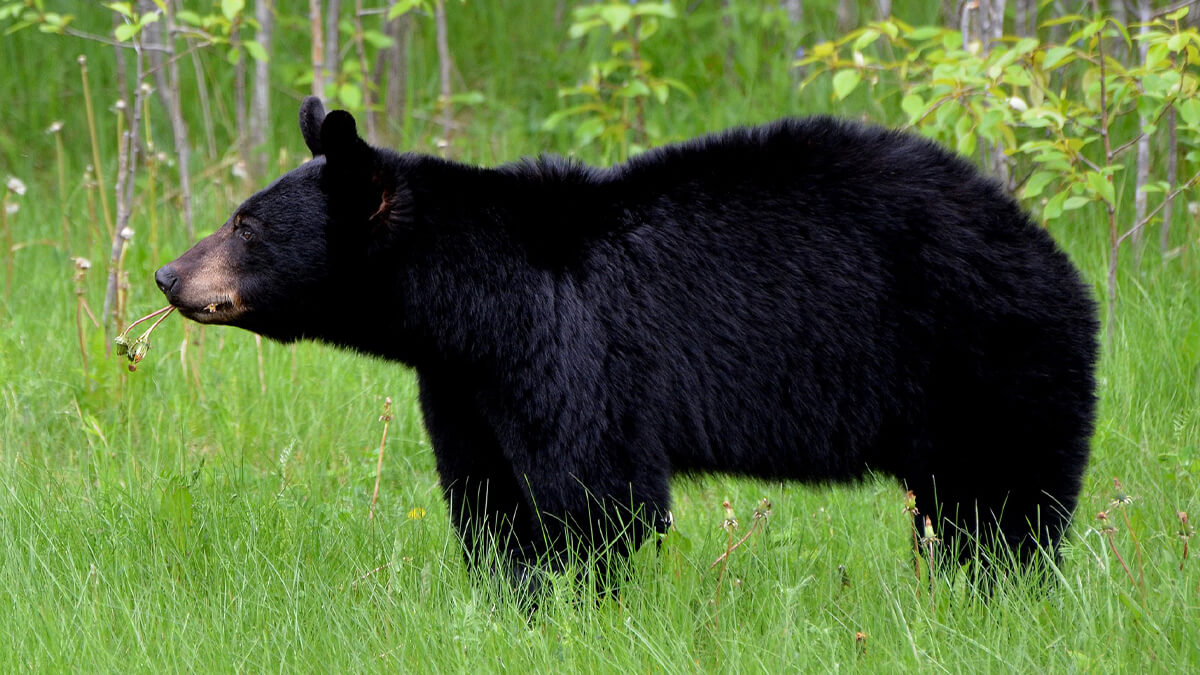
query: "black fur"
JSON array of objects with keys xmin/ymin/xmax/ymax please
[{"xmin": 159, "ymin": 98, "xmax": 1099, "ymax": 585}]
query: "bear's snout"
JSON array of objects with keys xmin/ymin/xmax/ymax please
[{"xmin": 155, "ymin": 265, "xmax": 179, "ymax": 298}]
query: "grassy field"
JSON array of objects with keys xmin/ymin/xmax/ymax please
[{"xmin": 1, "ymin": 2, "xmax": 1199, "ymax": 671}]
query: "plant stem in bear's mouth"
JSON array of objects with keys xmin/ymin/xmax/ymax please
[{"xmin": 113, "ymin": 305, "xmax": 176, "ymax": 371}]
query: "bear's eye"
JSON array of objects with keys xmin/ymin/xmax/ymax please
[{"xmin": 240, "ymin": 228, "xmax": 254, "ymax": 242}]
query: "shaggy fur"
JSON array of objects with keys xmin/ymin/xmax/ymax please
[{"xmin": 157, "ymin": 97, "xmax": 1099, "ymax": 584}]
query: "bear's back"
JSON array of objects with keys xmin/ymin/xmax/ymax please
[{"xmin": 491, "ymin": 118, "xmax": 1095, "ymax": 479}]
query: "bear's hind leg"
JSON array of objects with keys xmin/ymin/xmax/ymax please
[{"xmin": 906, "ymin": 428, "xmax": 1087, "ymax": 581}]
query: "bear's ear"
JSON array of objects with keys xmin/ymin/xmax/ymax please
[
  {"xmin": 318, "ymin": 109, "xmax": 392, "ymax": 222},
  {"xmin": 299, "ymin": 96, "xmax": 326, "ymax": 157},
  {"xmin": 320, "ymin": 110, "xmax": 373, "ymax": 167}
]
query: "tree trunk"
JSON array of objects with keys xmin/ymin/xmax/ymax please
[
  {"xmin": 1014, "ymin": 0, "xmax": 1036, "ymax": 38},
  {"xmin": 232, "ymin": 14, "xmax": 248, "ymax": 183},
  {"xmin": 782, "ymin": 0, "xmax": 802, "ymax": 24},
  {"xmin": 1132, "ymin": 0, "xmax": 1152, "ymax": 261},
  {"xmin": 141, "ymin": 0, "xmax": 193, "ymax": 239},
  {"xmin": 249, "ymin": 0, "xmax": 274, "ymax": 180},
  {"xmin": 383, "ymin": 3, "xmax": 410, "ymax": 142},
  {"xmin": 104, "ymin": 42, "xmax": 149, "ymax": 344},
  {"xmin": 989, "ymin": 0, "xmax": 1005, "ymax": 45},
  {"xmin": 978, "ymin": 0, "xmax": 1006, "ymax": 52},
  {"xmin": 310, "ymin": 0, "xmax": 326, "ymax": 98},
  {"xmin": 113, "ymin": 12, "xmax": 133, "ymax": 133},
  {"xmin": 435, "ymin": 0, "xmax": 453, "ymax": 152},
  {"xmin": 554, "ymin": 0, "xmax": 567, "ymax": 29},
  {"xmin": 352, "ymin": 0, "xmax": 377, "ymax": 144},
  {"xmin": 837, "ymin": 0, "xmax": 854, "ymax": 33},
  {"xmin": 1109, "ymin": 0, "xmax": 1128, "ymax": 59},
  {"xmin": 143, "ymin": 0, "xmax": 167, "ymax": 104},
  {"xmin": 876, "ymin": 0, "xmax": 891, "ymax": 20},
  {"xmin": 163, "ymin": 0, "xmax": 194, "ymax": 239},
  {"xmin": 959, "ymin": 1, "xmax": 973, "ymax": 51},
  {"xmin": 325, "ymin": 0, "xmax": 342, "ymax": 92}
]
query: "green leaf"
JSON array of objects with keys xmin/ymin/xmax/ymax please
[
  {"xmin": 852, "ymin": 28, "xmax": 880, "ymax": 51},
  {"xmin": 221, "ymin": 0, "xmax": 244, "ymax": 21},
  {"xmin": 1178, "ymin": 98, "xmax": 1200, "ymax": 127},
  {"xmin": 1144, "ymin": 42, "xmax": 1170, "ymax": 70},
  {"xmin": 810, "ymin": 41, "xmax": 835, "ymax": 59},
  {"xmin": 900, "ymin": 93, "xmax": 925, "ymax": 122},
  {"xmin": 114, "ymin": 21, "xmax": 136, "ymax": 42},
  {"xmin": 176, "ymin": 10, "xmax": 201, "ymax": 25},
  {"xmin": 650, "ymin": 81, "xmax": 669, "ymax": 104},
  {"xmin": 1011, "ymin": 38, "xmax": 1039, "ymax": 56},
  {"xmin": 1066, "ymin": 19, "xmax": 1105, "ymax": 46},
  {"xmin": 1043, "ymin": 190, "xmax": 1068, "ymax": 220},
  {"xmin": 1042, "ymin": 46, "xmax": 1075, "ymax": 70},
  {"xmin": 338, "ymin": 82, "xmax": 362, "ymax": 109},
  {"xmin": 631, "ymin": 2, "xmax": 676, "ymax": 19},
  {"xmin": 1062, "ymin": 196, "xmax": 1090, "ymax": 211},
  {"xmin": 954, "ymin": 114, "xmax": 976, "ymax": 156},
  {"xmin": 617, "ymin": 80, "xmax": 651, "ymax": 98},
  {"xmin": 542, "ymin": 104, "xmax": 599, "ymax": 131},
  {"xmin": 1002, "ymin": 65, "xmax": 1032, "ymax": 87},
  {"xmin": 1165, "ymin": 6, "xmax": 1190, "ymax": 22},
  {"xmin": 660, "ymin": 77, "xmax": 694, "ymax": 98},
  {"xmin": 0, "ymin": 3, "xmax": 24, "ymax": 21},
  {"xmin": 449, "ymin": 91, "xmax": 486, "ymax": 105},
  {"xmin": 831, "ymin": 69, "xmax": 861, "ymax": 101},
  {"xmin": 637, "ymin": 16, "xmax": 659, "ymax": 41},
  {"xmin": 363, "ymin": 29, "xmax": 394, "ymax": 49},
  {"xmin": 1023, "ymin": 171, "xmax": 1056, "ymax": 199},
  {"xmin": 573, "ymin": 116, "xmax": 606, "ymax": 147},
  {"xmin": 599, "ymin": 4, "xmax": 633, "ymax": 33},
  {"xmin": 1085, "ymin": 171, "xmax": 1115, "ymax": 206},
  {"xmin": 387, "ymin": 0, "xmax": 422, "ymax": 20},
  {"xmin": 1040, "ymin": 14, "xmax": 1085, "ymax": 29},
  {"xmin": 907, "ymin": 26, "xmax": 943, "ymax": 41},
  {"xmin": 243, "ymin": 39, "xmax": 267, "ymax": 62},
  {"xmin": 568, "ymin": 18, "xmax": 602, "ymax": 39},
  {"xmin": 105, "ymin": 2, "xmax": 133, "ymax": 19}
]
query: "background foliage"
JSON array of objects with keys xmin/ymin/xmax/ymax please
[{"xmin": 0, "ymin": 0, "xmax": 1198, "ymax": 671}]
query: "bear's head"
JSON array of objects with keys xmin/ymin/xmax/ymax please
[{"xmin": 155, "ymin": 97, "xmax": 400, "ymax": 343}]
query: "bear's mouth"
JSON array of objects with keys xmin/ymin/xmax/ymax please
[{"xmin": 175, "ymin": 295, "xmax": 243, "ymax": 324}]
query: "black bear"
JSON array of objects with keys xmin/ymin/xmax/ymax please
[{"xmin": 157, "ymin": 97, "xmax": 1098, "ymax": 587}]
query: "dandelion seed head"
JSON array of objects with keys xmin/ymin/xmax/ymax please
[{"xmin": 6, "ymin": 176, "xmax": 26, "ymax": 196}]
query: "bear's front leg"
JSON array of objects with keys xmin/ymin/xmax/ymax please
[
  {"xmin": 493, "ymin": 415, "xmax": 673, "ymax": 593},
  {"xmin": 417, "ymin": 373, "xmax": 535, "ymax": 580}
]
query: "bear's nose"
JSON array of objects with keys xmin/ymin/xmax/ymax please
[{"xmin": 155, "ymin": 265, "xmax": 179, "ymax": 296}]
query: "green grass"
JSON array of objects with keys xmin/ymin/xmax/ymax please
[{"xmin": 2, "ymin": 2, "xmax": 1199, "ymax": 671}]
